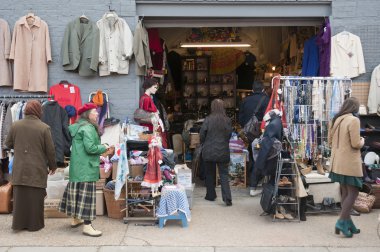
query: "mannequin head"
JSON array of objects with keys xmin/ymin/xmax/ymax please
[{"xmin": 143, "ymin": 78, "xmax": 159, "ymax": 95}]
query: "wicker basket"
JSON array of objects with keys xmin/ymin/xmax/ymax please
[
  {"xmin": 138, "ymin": 132, "xmax": 152, "ymax": 141},
  {"xmin": 103, "ymin": 187, "xmax": 126, "ymax": 219}
]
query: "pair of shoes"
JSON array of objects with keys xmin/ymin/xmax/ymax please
[
  {"xmin": 278, "ymin": 206, "xmax": 294, "ymax": 220},
  {"xmin": 335, "ymin": 219, "xmax": 353, "ymax": 238},
  {"xmin": 82, "ymin": 224, "xmax": 102, "ymax": 237},
  {"xmin": 278, "ymin": 177, "xmax": 292, "ymax": 187},
  {"xmin": 347, "ymin": 219, "xmax": 360, "ymax": 234},
  {"xmin": 225, "ymin": 200, "xmax": 232, "ymax": 206},
  {"xmin": 298, "ymin": 163, "xmax": 312, "ymax": 176},
  {"xmin": 71, "ymin": 218, "xmax": 84, "ymax": 228},
  {"xmin": 250, "ymin": 189, "xmax": 262, "ymax": 197},
  {"xmin": 274, "ymin": 212, "xmax": 284, "ymax": 219},
  {"xmin": 278, "ymin": 195, "xmax": 296, "ymax": 203},
  {"xmin": 204, "ymin": 196, "xmax": 216, "ymax": 201}
]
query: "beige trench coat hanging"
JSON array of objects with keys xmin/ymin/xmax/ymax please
[
  {"xmin": 0, "ymin": 18, "xmax": 12, "ymax": 86},
  {"xmin": 10, "ymin": 16, "xmax": 52, "ymax": 92}
]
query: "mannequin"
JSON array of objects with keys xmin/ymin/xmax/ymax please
[{"xmin": 139, "ymin": 78, "xmax": 167, "ymax": 147}]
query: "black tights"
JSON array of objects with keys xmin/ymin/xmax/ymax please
[
  {"xmin": 84, "ymin": 220, "xmax": 91, "ymax": 225},
  {"xmin": 340, "ymin": 184, "xmax": 359, "ymax": 220}
]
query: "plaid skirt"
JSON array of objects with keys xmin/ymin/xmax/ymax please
[{"xmin": 58, "ymin": 182, "xmax": 96, "ymax": 221}]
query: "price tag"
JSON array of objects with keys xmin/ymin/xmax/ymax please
[{"xmin": 69, "ymin": 86, "xmax": 75, "ymax": 94}]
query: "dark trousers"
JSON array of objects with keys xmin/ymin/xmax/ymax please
[{"xmin": 204, "ymin": 161, "xmax": 232, "ymax": 203}]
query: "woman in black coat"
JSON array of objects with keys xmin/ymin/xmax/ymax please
[{"xmin": 200, "ymin": 99, "xmax": 233, "ymax": 206}]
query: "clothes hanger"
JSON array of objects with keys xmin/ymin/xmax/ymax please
[
  {"xmin": 26, "ymin": 8, "xmax": 35, "ymax": 21},
  {"xmin": 80, "ymin": 12, "xmax": 89, "ymax": 21},
  {"xmin": 59, "ymin": 80, "xmax": 69, "ymax": 84}
]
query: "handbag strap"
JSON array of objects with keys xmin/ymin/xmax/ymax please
[{"xmin": 253, "ymin": 95, "xmax": 266, "ymax": 116}]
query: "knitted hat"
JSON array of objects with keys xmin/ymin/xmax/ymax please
[
  {"xmin": 64, "ymin": 105, "xmax": 77, "ymax": 118},
  {"xmin": 92, "ymin": 90, "xmax": 104, "ymax": 106},
  {"xmin": 78, "ymin": 103, "xmax": 97, "ymax": 115}
]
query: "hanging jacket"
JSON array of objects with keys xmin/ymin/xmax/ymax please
[
  {"xmin": 133, "ymin": 20, "xmax": 152, "ymax": 76},
  {"xmin": 42, "ymin": 101, "xmax": 71, "ymax": 166},
  {"xmin": 0, "ymin": 18, "xmax": 12, "ymax": 86},
  {"xmin": 68, "ymin": 119, "xmax": 106, "ymax": 182},
  {"xmin": 61, "ymin": 17, "xmax": 100, "ymax": 76},
  {"xmin": 10, "ymin": 15, "xmax": 51, "ymax": 92},
  {"xmin": 97, "ymin": 12, "xmax": 133, "ymax": 76}
]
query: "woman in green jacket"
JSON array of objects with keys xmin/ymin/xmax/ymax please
[{"xmin": 59, "ymin": 103, "xmax": 109, "ymax": 237}]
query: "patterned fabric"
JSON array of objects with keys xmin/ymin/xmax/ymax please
[
  {"xmin": 156, "ymin": 185, "xmax": 191, "ymax": 221},
  {"xmin": 59, "ymin": 182, "xmax": 96, "ymax": 221}
]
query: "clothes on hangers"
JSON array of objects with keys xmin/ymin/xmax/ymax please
[
  {"xmin": 10, "ymin": 15, "xmax": 52, "ymax": 92},
  {"xmin": 367, "ymin": 64, "xmax": 380, "ymax": 114},
  {"xmin": 316, "ymin": 18, "xmax": 331, "ymax": 77},
  {"xmin": 0, "ymin": 19, "xmax": 12, "ymax": 87},
  {"xmin": 97, "ymin": 12, "xmax": 133, "ymax": 76},
  {"xmin": 330, "ymin": 31, "xmax": 365, "ymax": 78},
  {"xmin": 41, "ymin": 101, "xmax": 71, "ymax": 166},
  {"xmin": 49, "ymin": 82, "xmax": 82, "ymax": 124},
  {"xmin": 133, "ymin": 19, "xmax": 153, "ymax": 76},
  {"xmin": 61, "ymin": 17, "xmax": 100, "ymax": 76},
  {"xmin": 301, "ymin": 36, "xmax": 319, "ymax": 77}
]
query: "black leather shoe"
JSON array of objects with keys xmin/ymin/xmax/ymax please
[
  {"xmin": 225, "ymin": 201, "xmax": 232, "ymax": 206},
  {"xmin": 204, "ymin": 197, "xmax": 216, "ymax": 201}
]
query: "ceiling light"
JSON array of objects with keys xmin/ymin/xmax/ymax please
[{"xmin": 180, "ymin": 42, "xmax": 251, "ymax": 48}]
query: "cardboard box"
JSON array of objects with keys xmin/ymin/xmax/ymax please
[
  {"xmin": 44, "ymin": 199, "xmax": 68, "ymax": 218},
  {"xmin": 96, "ymin": 190, "xmax": 105, "ymax": 216},
  {"xmin": 129, "ymin": 164, "xmax": 144, "ymax": 178},
  {"xmin": 177, "ymin": 168, "xmax": 192, "ymax": 188},
  {"xmin": 96, "ymin": 178, "xmax": 106, "ymax": 190}
]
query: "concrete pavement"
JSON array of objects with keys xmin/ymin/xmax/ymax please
[{"xmin": 0, "ymin": 186, "xmax": 379, "ymax": 251}]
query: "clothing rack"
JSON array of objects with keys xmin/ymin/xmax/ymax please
[
  {"xmin": 272, "ymin": 75, "xmax": 352, "ymax": 161},
  {"xmin": 0, "ymin": 95, "xmax": 54, "ymax": 99}
]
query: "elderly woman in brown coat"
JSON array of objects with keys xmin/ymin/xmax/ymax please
[
  {"xmin": 328, "ymin": 97, "xmax": 364, "ymax": 238},
  {"xmin": 5, "ymin": 100, "xmax": 56, "ymax": 231}
]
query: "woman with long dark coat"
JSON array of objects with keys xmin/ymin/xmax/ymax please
[{"xmin": 5, "ymin": 100, "xmax": 57, "ymax": 231}]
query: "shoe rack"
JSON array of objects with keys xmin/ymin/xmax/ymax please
[{"xmin": 272, "ymin": 154, "xmax": 300, "ymax": 222}]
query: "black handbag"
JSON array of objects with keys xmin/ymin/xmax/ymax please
[{"xmin": 260, "ymin": 182, "xmax": 276, "ymax": 213}]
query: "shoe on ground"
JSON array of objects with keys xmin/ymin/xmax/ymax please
[
  {"xmin": 250, "ymin": 189, "xmax": 262, "ymax": 197},
  {"xmin": 71, "ymin": 218, "xmax": 84, "ymax": 228},
  {"xmin": 350, "ymin": 209, "xmax": 361, "ymax": 216},
  {"xmin": 83, "ymin": 224, "xmax": 102, "ymax": 237},
  {"xmin": 225, "ymin": 200, "xmax": 232, "ymax": 206}
]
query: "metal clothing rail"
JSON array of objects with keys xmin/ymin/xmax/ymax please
[
  {"xmin": 0, "ymin": 94, "xmax": 54, "ymax": 99},
  {"xmin": 271, "ymin": 75, "xmax": 352, "ymax": 88}
]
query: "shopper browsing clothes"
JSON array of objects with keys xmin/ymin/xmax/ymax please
[
  {"xmin": 59, "ymin": 103, "xmax": 110, "ymax": 237},
  {"xmin": 5, "ymin": 100, "xmax": 57, "ymax": 231},
  {"xmin": 200, "ymin": 99, "xmax": 233, "ymax": 206},
  {"xmin": 328, "ymin": 97, "xmax": 364, "ymax": 238},
  {"xmin": 238, "ymin": 81, "xmax": 269, "ymax": 196}
]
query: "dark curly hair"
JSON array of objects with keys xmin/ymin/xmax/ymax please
[{"xmin": 142, "ymin": 78, "xmax": 158, "ymax": 91}]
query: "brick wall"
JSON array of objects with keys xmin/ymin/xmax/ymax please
[{"xmin": 0, "ymin": 0, "xmax": 138, "ymax": 120}]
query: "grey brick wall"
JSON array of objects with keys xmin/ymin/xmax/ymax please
[
  {"xmin": 0, "ymin": 0, "xmax": 139, "ymax": 121},
  {"xmin": 1, "ymin": 0, "xmax": 379, "ymax": 120}
]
